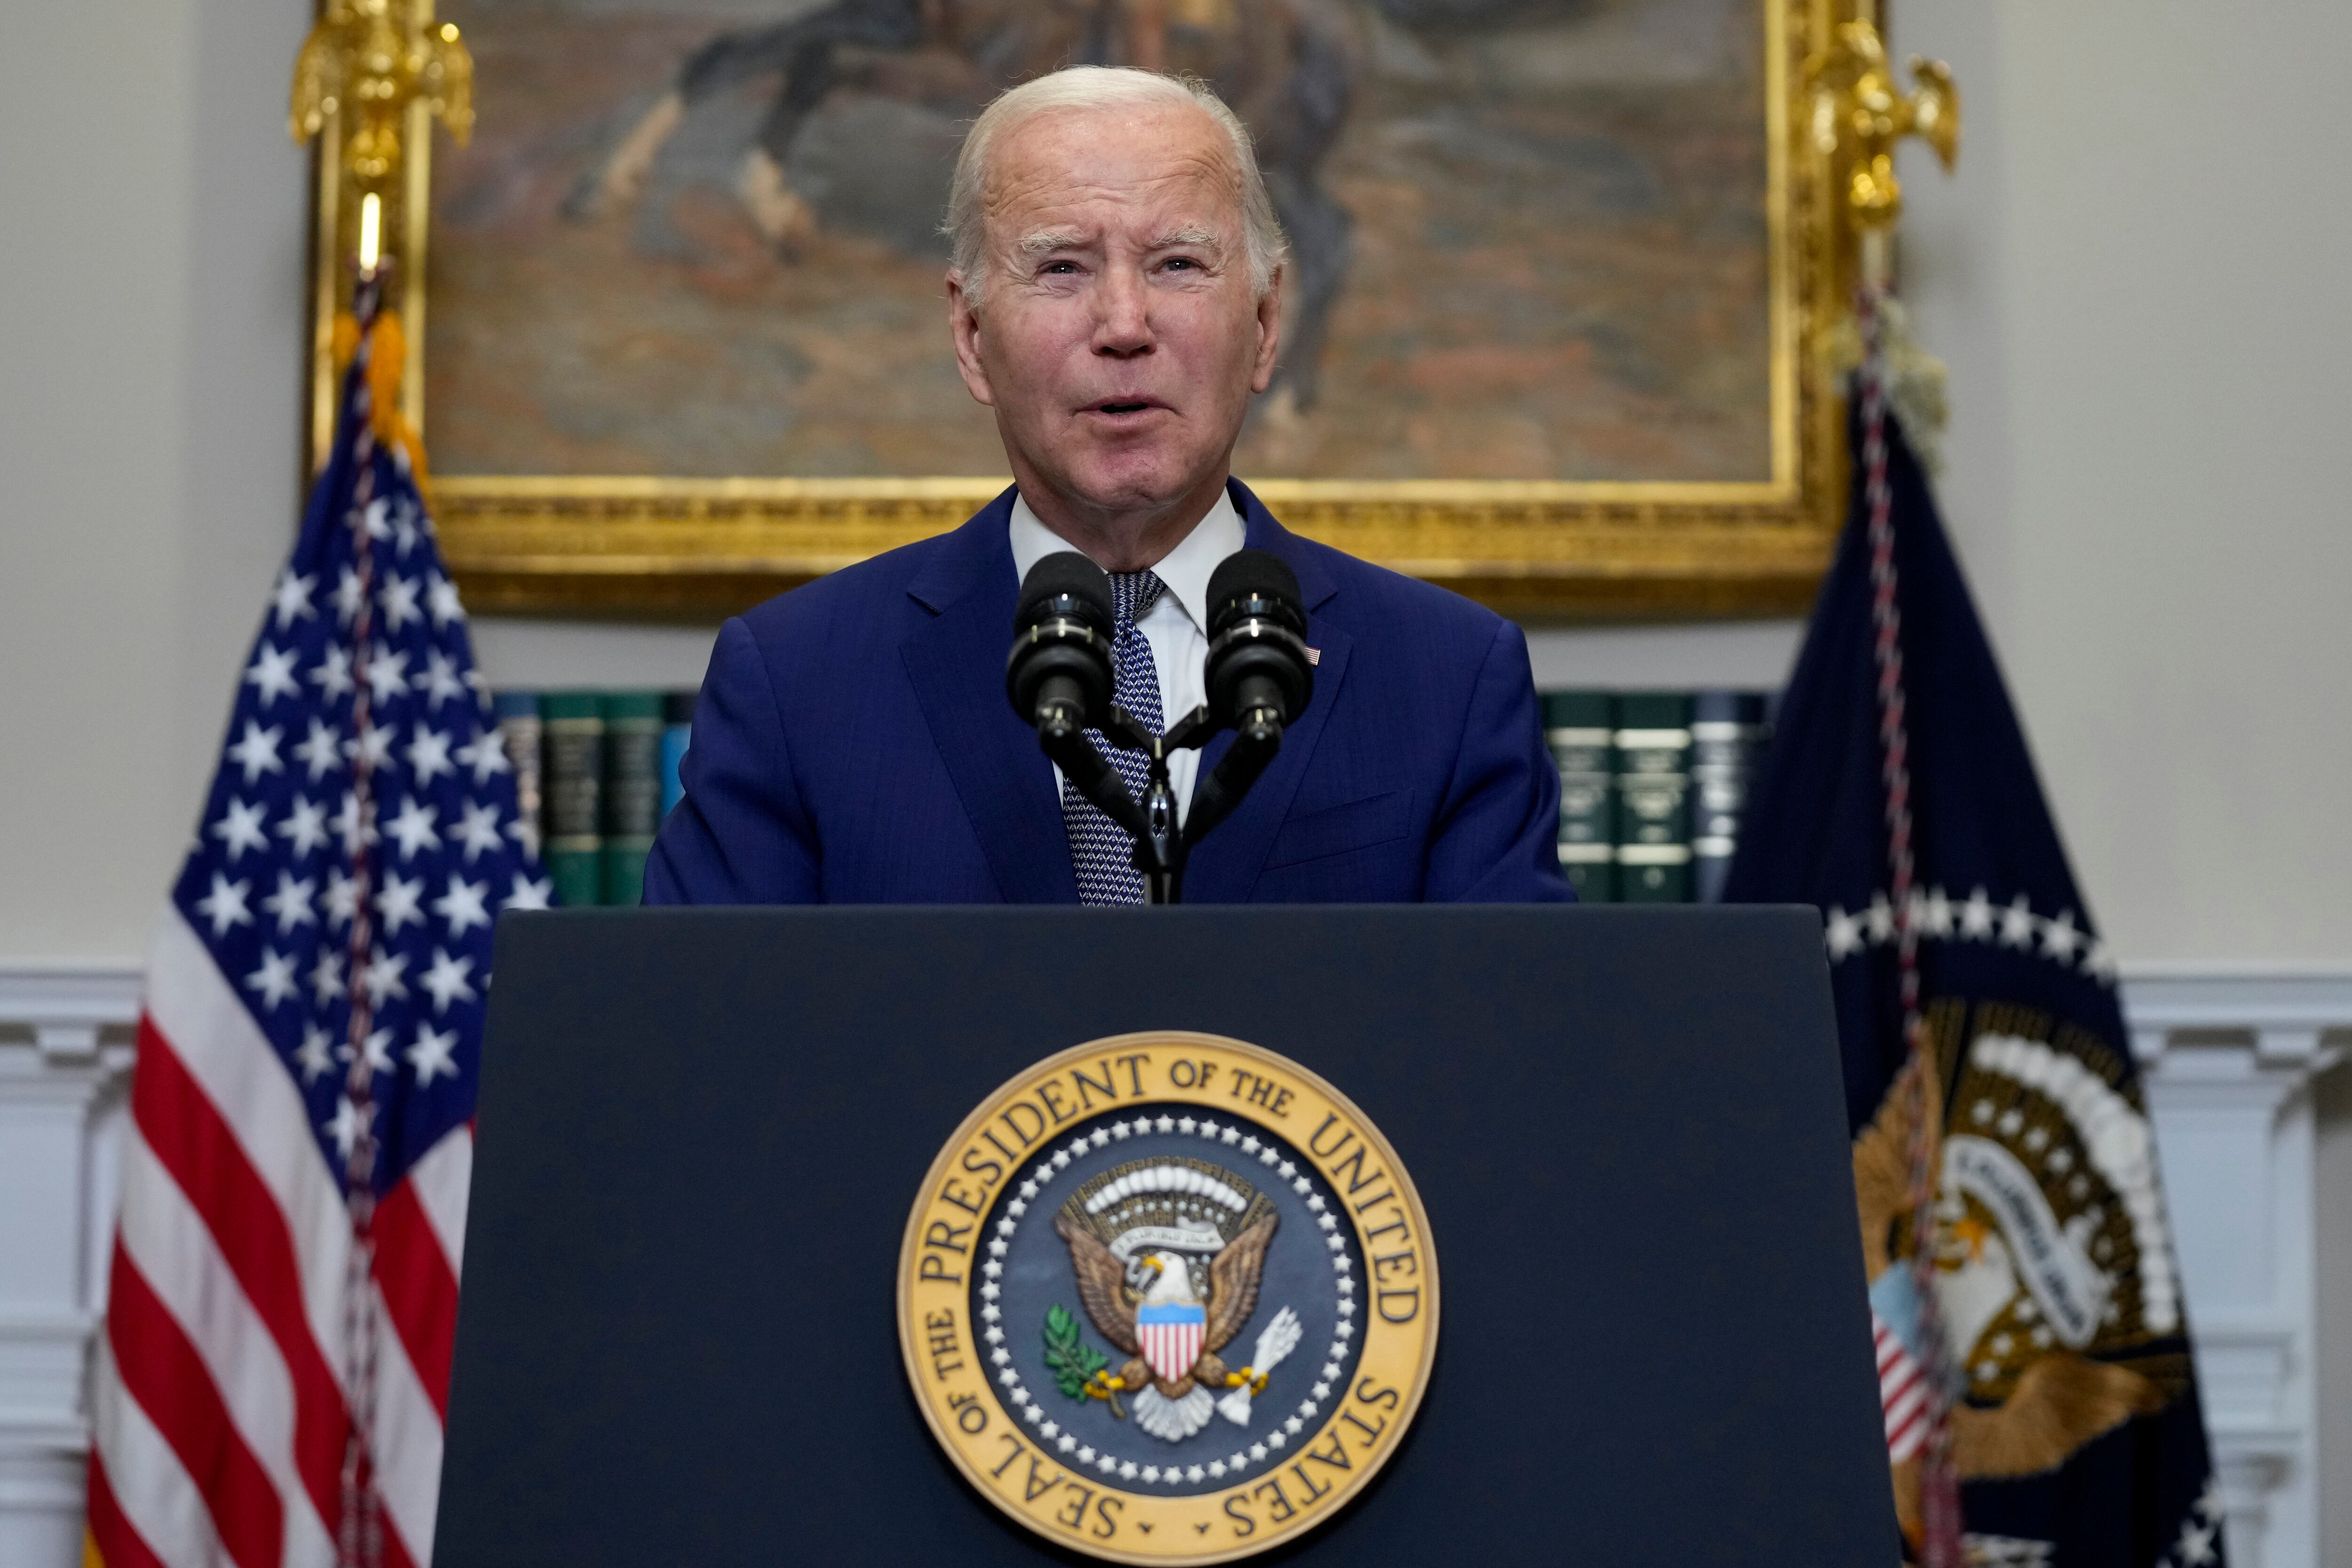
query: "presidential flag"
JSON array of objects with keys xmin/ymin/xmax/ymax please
[
  {"xmin": 1724, "ymin": 298, "xmax": 2223, "ymax": 1568},
  {"xmin": 84, "ymin": 278, "xmax": 548, "ymax": 1568}
]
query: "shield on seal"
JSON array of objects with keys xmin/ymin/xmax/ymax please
[{"xmin": 1137, "ymin": 1302, "xmax": 1207, "ymax": 1384}]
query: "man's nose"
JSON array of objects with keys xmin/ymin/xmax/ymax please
[{"xmin": 1091, "ymin": 267, "xmax": 1153, "ymax": 357}]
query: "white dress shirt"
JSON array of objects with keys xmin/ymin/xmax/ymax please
[{"xmin": 1009, "ymin": 488, "xmax": 1246, "ymax": 820}]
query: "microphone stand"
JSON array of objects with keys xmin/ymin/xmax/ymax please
[{"xmin": 1039, "ymin": 702, "xmax": 1286, "ymax": 905}]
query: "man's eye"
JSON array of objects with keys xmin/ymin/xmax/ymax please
[
  {"xmin": 1164, "ymin": 257, "xmax": 1199, "ymax": 271},
  {"xmin": 1040, "ymin": 261, "xmax": 1079, "ymax": 275}
]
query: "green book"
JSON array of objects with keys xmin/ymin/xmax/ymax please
[
  {"xmin": 1690, "ymin": 690, "xmax": 1769, "ymax": 903},
  {"xmin": 1541, "ymin": 690, "xmax": 1616, "ymax": 901},
  {"xmin": 1613, "ymin": 692, "xmax": 1693, "ymax": 902},
  {"xmin": 541, "ymin": 692, "xmax": 604, "ymax": 907},
  {"xmin": 491, "ymin": 690, "xmax": 544, "ymax": 861},
  {"xmin": 601, "ymin": 691, "xmax": 664, "ymax": 907}
]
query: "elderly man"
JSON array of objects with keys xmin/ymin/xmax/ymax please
[{"xmin": 646, "ymin": 68, "xmax": 1568, "ymax": 904}]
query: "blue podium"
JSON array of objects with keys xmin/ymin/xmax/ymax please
[{"xmin": 438, "ymin": 906, "xmax": 1893, "ymax": 1565}]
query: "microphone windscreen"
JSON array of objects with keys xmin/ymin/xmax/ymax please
[
  {"xmin": 1206, "ymin": 549, "xmax": 1304, "ymax": 636},
  {"xmin": 1015, "ymin": 551, "xmax": 1114, "ymax": 634}
]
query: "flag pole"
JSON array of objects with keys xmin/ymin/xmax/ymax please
[
  {"xmin": 333, "ymin": 256, "xmax": 389, "ymax": 1568},
  {"xmin": 1804, "ymin": 12, "xmax": 1962, "ymax": 1563}
]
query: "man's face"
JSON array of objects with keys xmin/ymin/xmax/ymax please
[{"xmin": 949, "ymin": 101, "xmax": 1282, "ymax": 531}]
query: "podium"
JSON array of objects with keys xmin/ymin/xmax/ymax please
[{"xmin": 439, "ymin": 906, "xmax": 1896, "ymax": 1564}]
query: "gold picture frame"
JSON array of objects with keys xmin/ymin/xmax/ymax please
[{"xmin": 307, "ymin": 0, "xmax": 1868, "ymax": 621}]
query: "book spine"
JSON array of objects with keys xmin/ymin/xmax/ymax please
[
  {"xmin": 1541, "ymin": 690, "xmax": 1616, "ymax": 901},
  {"xmin": 492, "ymin": 690, "xmax": 544, "ymax": 862},
  {"xmin": 1613, "ymin": 693, "xmax": 1693, "ymax": 902},
  {"xmin": 1690, "ymin": 690, "xmax": 1769, "ymax": 903},
  {"xmin": 660, "ymin": 689, "xmax": 696, "ymax": 821},
  {"xmin": 602, "ymin": 691, "xmax": 665, "ymax": 907},
  {"xmin": 541, "ymin": 692, "xmax": 604, "ymax": 907}
]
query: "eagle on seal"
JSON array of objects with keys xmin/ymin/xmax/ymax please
[{"xmin": 1054, "ymin": 1210, "xmax": 1279, "ymax": 1441}]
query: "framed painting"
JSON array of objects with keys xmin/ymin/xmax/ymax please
[{"xmin": 308, "ymin": 0, "xmax": 1857, "ymax": 617}]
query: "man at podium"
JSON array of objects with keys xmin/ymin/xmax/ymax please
[{"xmin": 646, "ymin": 67, "xmax": 1569, "ymax": 907}]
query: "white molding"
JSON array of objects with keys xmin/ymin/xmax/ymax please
[
  {"xmin": 2123, "ymin": 971, "xmax": 2351, "ymax": 1568},
  {"xmin": 0, "ymin": 965, "xmax": 137, "ymax": 1568}
]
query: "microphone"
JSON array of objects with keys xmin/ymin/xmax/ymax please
[
  {"xmin": 1006, "ymin": 552, "xmax": 1114, "ymax": 740},
  {"xmin": 1183, "ymin": 551, "xmax": 1314, "ymax": 849},
  {"xmin": 1007, "ymin": 552, "xmax": 1152, "ymax": 850},
  {"xmin": 1203, "ymin": 550, "xmax": 1312, "ymax": 736}
]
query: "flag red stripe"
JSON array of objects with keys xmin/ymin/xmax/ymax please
[
  {"xmin": 373, "ymin": 1178, "xmax": 461, "ymax": 1420},
  {"xmin": 85, "ymin": 1451, "xmax": 169, "ymax": 1568},
  {"xmin": 383, "ymin": 1512, "xmax": 420, "ymax": 1568},
  {"xmin": 130, "ymin": 1018, "xmax": 349, "ymax": 1531},
  {"xmin": 106, "ymin": 1248, "xmax": 284, "ymax": 1568}
]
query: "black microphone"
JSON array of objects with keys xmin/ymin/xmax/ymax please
[
  {"xmin": 1007, "ymin": 552, "xmax": 1114, "ymax": 740},
  {"xmin": 1182, "ymin": 551, "xmax": 1314, "ymax": 850},
  {"xmin": 1203, "ymin": 549, "xmax": 1312, "ymax": 735},
  {"xmin": 1007, "ymin": 552, "xmax": 1151, "ymax": 846}
]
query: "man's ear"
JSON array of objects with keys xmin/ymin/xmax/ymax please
[
  {"xmin": 1249, "ymin": 265, "xmax": 1284, "ymax": 395},
  {"xmin": 947, "ymin": 271, "xmax": 996, "ymax": 408}
]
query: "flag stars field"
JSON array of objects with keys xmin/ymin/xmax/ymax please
[
  {"xmin": 227, "ymin": 722, "xmax": 285, "ymax": 783},
  {"xmin": 262, "ymin": 872, "xmax": 314, "ymax": 933},
  {"xmin": 407, "ymin": 724, "xmax": 456, "ymax": 783},
  {"xmin": 385, "ymin": 796, "xmax": 442, "ymax": 859},
  {"xmin": 245, "ymin": 643, "xmax": 302, "ymax": 706},
  {"xmin": 420, "ymin": 948, "xmax": 477, "ymax": 1011},
  {"xmin": 407, "ymin": 1024, "xmax": 461, "ymax": 1085},
  {"xmin": 277, "ymin": 794, "xmax": 330, "ymax": 857},
  {"xmin": 271, "ymin": 569, "xmax": 316, "ymax": 627},
  {"xmin": 1822, "ymin": 884, "xmax": 2119, "ymax": 984},
  {"xmin": 376, "ymin": 870, "xmax": 426, "ymax": 934},
  {"xmin": 294, "ymin": 720, "xmax": 340, "ymax": 779},
  {"xmin": 212, "ymin": 797, "xmax": 270, "ymax": 860},
  {"xmin": 365, "ymin": 645, "xmax": 411, "ymax": 706},
  {"xmin": 379, "ymin": 573, "xmax": 423, "ymax": 632},
  {"xmin": 432, "ymin": 875, "xmax": 491, "ymax": 937}
]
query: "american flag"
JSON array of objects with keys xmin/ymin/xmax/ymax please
[{"xmin": 85, "ymin": 280, "xmax": 547, "ymax": 1568}]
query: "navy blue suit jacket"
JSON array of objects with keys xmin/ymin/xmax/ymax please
[{"xmin": 644, "ymin": 480, "xmax": 1570, "ymax": 904}]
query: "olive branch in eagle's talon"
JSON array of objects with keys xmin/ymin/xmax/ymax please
[{"xmin": 1043, "ymin": 1303, "xmax": 1125, "ymax": 1418}]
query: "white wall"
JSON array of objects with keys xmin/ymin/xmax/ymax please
[
  {"xmin": 1897, "ymin": 0, "xmax": 2352, "ymax": 966},
  {"xmin": 0, "ymin": 0, "xmax": 309, "ymax": 965}
]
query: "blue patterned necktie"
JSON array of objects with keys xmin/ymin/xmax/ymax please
[{"xmin": 1063, "ymin": 569, "xmax": 1167, "ymax": 904}]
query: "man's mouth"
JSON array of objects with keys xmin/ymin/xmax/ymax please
[{"xmin": 1088, "ymin": 398, "xmax": 1163, "ymax": 417}]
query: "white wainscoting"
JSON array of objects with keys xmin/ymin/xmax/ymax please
[
  {"xmin": 2130, "ymin": 972, "xmax": 2351, "ymax": 1568},
  {"xmin": 1, "ymin": 962, "xmax": 2344, "ymax": 1566},
  {"xmin": 0, "ymin": 967, "xmax": 139, "ymax": 1568}
]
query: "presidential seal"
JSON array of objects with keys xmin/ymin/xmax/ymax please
[{"xmin": 898, "ymin": 1032, "xmax": 1438, "ymax": 1563}]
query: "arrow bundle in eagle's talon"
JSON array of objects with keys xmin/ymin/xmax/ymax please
[{"xmin": 1217, "ymin": 1307, "xmax": 1302, "ymax": 1425}]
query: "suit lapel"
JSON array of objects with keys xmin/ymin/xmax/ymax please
[
  {"xmin": 1183, "ymin": 482, "xmax": 1353, "ymax": 902},
  {"xmin": 901, "ymin": 493, "xmax": 1080, "ymax": 904}
]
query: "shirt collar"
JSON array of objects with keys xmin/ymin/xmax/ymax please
[{"xmin": 1008, "ymin": 486, "xmax": 1245, "ymax": 633}]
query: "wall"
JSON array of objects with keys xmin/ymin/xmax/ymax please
[
  {"xmin": 1896, "ymin": 0, "xmax": 2352, "ymax": 965},
  {"xmin": 0, "ymin": 0, "xmax": 310, "ymax": 964}
]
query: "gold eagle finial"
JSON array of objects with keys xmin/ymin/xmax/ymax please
[
  {"xmin": 1804, "ymin": 16, "xmax": 1960, "ymax": 235},
  {"xmin": 290, "ymin": 0, "xmax": 473, "ymax": 186}
]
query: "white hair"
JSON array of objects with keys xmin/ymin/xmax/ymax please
[{"xmin": 946, "ymin": 67, "xmax": 1288, "ymax": 310}]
